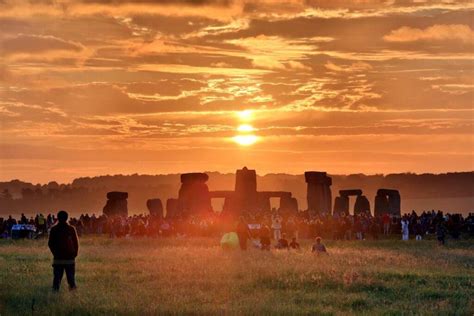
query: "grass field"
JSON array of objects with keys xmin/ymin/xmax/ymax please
[{"xmin": 0, "ymin": 236, "xmax": 473, "ymax": 315}]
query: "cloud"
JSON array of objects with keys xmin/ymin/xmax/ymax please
[
  {"xmin": 383, "ymin": 24, "xmax": 474, "ymax": 44},
  {"xmin": 227, "ymin": 35, "xmax": 315, "ymax": 70},
  {"xmin": 1, "ymin": 34, "xmax": 84, "ymax": 56},
  {"xmin": 325, "ymin": 61, "xmax": 372, "ymax": 72}
]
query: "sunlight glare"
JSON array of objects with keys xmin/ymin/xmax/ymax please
[
  {"xmin": 237, "ymin": 124, "xmax": 255, "ymax": 132},
  {"xmin": 233, "ymin": 135, "xmax": 259, "ymax": 146},
  {"xmin": 237, "ymin": 110, "xmax": 253, "ymax": 121}
]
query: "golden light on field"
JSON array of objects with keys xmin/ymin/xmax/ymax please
[{"xmin": 233, "ymin": 135, "xmax": 259, "ymax": 146}]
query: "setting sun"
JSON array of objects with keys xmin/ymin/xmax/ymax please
[
  {"xmin": 233, "ymin": 135, "xmax": 259, "ymax": 146},
  {"xmin": 237, "ymin": 110, "xmax": 253, "ymax": 121},
  {"xmin": 237, "ymin": 124, "xmax": 255, "ymax": 132}
]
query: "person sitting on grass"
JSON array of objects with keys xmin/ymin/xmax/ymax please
[
  {"xmin": 48, "ymin": 210, "xmax": 79, "ymax": 292},
  {"xmin": 311, "ymin": 237, "xmax": 327, "ymax": 254},
  {"xmin": 275, "ymin": 233, "xmax": 289, "ymax": 249},
  {"xmin": 289, "ymin": 237, "xmax": 300, "ymax": 250}
]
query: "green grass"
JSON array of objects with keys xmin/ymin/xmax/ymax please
[{"xmin": 0, "ymin": 237, "xmax": 473, "ymax": 315}]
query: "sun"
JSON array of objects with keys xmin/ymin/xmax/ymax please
[
  {"xmin": 237, "ymin": 110, "xmax": 253, "ymax": 121},
  {"xmin": 233, "ymin": 135, "xmax": 259, "ymax": 146},
  {"xmin": 237, "ymin": 124, "xmax": 255, "ymax": 132},
  {"xmin": 233, "ymin": 110, "xmax": 259, "ymax": 146}
]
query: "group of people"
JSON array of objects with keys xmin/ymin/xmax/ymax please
[
  {"xmin": 1, "ymin": 209, "xmax": 471, "ymax": 292},
  {"xmin": 1, "ymin": 209, "xmax": 472, "ymax": 243}
]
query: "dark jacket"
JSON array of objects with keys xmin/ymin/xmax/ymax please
[{"xmin": 48, "ymin": 222, "xmax": 79, "ymax": 262}]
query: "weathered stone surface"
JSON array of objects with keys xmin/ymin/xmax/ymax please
[
  {"xmin": 374, "ymin": 194, "xmax": 389, "ymax": 217},
  {"xmin": 305, "ymin": 171, "xmax": 332, "ymax": 216},
  {"xmin": 103, "ymin": 192, "xmax": 128, "ymax": 217},
  {"xmin": 177, "ymin": 172, "xmax": 213, "ymax": 216},
  {"xmin": 209, "ymin": 168, "xmax": 299, "ymax": 217},
  {"xmin": 234, "ymin": 167, "xmax": 258, "ymax": 212},
  {"xmin": 181, "ymin": 173, "xmax": 209, "ymax": 183},
  {"xmin": 146, "ymin": 198, "xmax": 163, "ymax": 218},
  {"xmin": 107, "ymin": 191, "xmax": 128, "ymax": 200},
  {"xmin": 279, "ymin": 196, "xmax": 298, "ymax": 214},
  {"xmin": 354, "ymin": 195, "xmax": 370, "ymax": 215},
  {"xmin": 166, "ymin": 198, "xmax": 179, "ymax": 218},
  {"xmin": 339, "ymin": 189, "xmax": 363, "ymax": 197},
  {"xmin": 375, "ymin": 189, "xmax": 401, "ymax": 217},
  {"xmin": 333, "ymin": 196, "xmax": 349, "ymax": 215}
]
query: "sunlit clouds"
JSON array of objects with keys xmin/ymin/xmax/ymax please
[{"xmin": 0, "ymin": 0, "xmax": 473, "ymax": 182}]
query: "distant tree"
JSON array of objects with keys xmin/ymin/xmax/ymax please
[
  {"xmin": 47, "ymin": 181, "xmax": 60, "ymax": 190},
  {"xmin": 1, "ymin": 189, "xmax": 12, "ymax": 200},
  {"xmin": 21, "ymin": 188, "xmax": 35, "ymax": 199}
]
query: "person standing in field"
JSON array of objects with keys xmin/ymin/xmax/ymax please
[
  {"xmin": 382, "ymin": 213, "xmax": 391, "ymax": 236},
  {"xmin": 236, "ymin": 216, "xmax": 251, "ymax": 250},
  {"xmin": 271, "ymin": 215, "xmax": 282, "ymax": 241},
  {"xmin": 401, "ymin": 216, "xmax": 409, "ymax": 241},
  {"xmin": 414, "ymin": 219, "xmax": 423, "ymax": 241},
  {"xmin": 436, "ymin": 221, "xmax": 446, "ymax": 245},
  {"xmin": 48, "ymin": 210, "xmax": 79, "ymax": 291}
]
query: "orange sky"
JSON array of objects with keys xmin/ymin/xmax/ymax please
[{"xmin": 0, "ymin": 0, "xmax": 473, "ymax": 183}]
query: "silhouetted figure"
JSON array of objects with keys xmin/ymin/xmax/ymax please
[
  {"xmin": 312, "ymin": 237, "xmax": 327, "ymax": 254},
  {"xmin": 436, "ymin": 221, "xmax": 446, "ymax": 246},
  {"xmin": 414, "ymin": 219, "xmax": 423, "ymax": 241},
  {"xmin": 382, "ymin": 213, "xmax": 390, "ymax": 235},
  {"xmin": 236, "ymin": 217, "xmax": 251, "ymax": 250},
  {"xmin": 275, "ymin": 233, "xmax": 289, "ymax": 249},
  {"xmin": 289, "ymin": 237, "xmax": 300, "ymax": 250},
  {"xmin": 48, "ymin": 210, "xmax": 79, "ymax": 291}
]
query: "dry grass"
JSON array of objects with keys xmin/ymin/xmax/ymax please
[{"xmin": 0, "ymin": 237, "xmax": 473, "ymax": 315}]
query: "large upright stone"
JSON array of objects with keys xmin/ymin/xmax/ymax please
[
  {"xmin": 305, "ymin": 171, "xmax": 332, "ymax": 216},
  {"xmin": 333, "ymin": 196, "xmax": 349, "ymax": 215},
  {"xmin": 166, "ymin": 198, "xmax": 179, "ymax": 218},
  {"xmin": 147, "ymin": 198, "xmax": 163, "ymax": 218},
  {"xmin": 339, "ymin": 189, "xmax": 363, "ymax": 197},
  {"xmin": 279, "ymin": 195, "xmax": 298, "ymax": 214},
  {"xmin": 374, "ymin": 189, "xmax": 401, "ymax": 217},
  {"xmin": 354, "ymin": 195, "xmax": 370, "ymax": 215},
  {"xmin": 103, "ymin": 191, "xmax": 128, "ymax": 217},
  {"xmin": 234, "ymin": 167, "xmax": 258, "ymax": 212},
  {"xmin": 178, "ymin": 172, "xmax": 212, "ymax": 216}
]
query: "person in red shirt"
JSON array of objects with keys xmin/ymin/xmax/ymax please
[{"xmin": 382, "ymin": 214, "xmax": 391, "ymax": 236}]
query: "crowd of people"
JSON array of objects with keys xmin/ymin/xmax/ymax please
[{"xmin": 1, "ymin": 209, "xmax": 473, "ymax": 244}]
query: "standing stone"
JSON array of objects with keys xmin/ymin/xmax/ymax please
[
  {"xmin": 178, "ymin": 173, "xmax": 212, "ymax": 216},
  {"xmin": 234, "ymin": 167, "xmax": 258, "ymax": 212},
  {"xmin": 103, "ymin": 191, "xmax": 128, "ymax": 217},
  {"xmin": 279, "ymin": 196, "xmax": 298, "ymax": 214},
  {"xmin": 354, "ymin": 195, "xmax": 370, "ymax": 215},
  {"xmin": 166, "ymin": 198, "xmax": 179, "ymax": 218},
  {"xmin": 333, "ymin": 196, "xmax": 349, "ymax": 215},
  {"xmin": 374, "ymin": 189, "xmax": 401, "ymax": 217},
  {"xmin": 305, "ymin": 171, "xmax": 332, "ymax": 216},
  {"xmin": 147, "ymin": 198, "xmax": 163, "ymax": 218}
]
